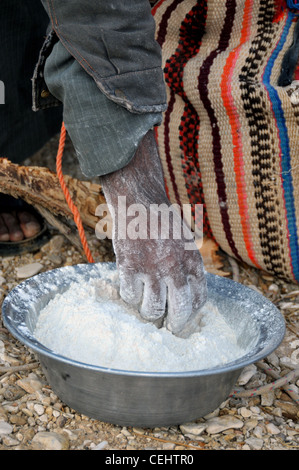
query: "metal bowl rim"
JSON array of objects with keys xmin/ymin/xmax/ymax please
[{"xmin": 2, "ymin": 263, "xmax": 286, "ymax": 379}]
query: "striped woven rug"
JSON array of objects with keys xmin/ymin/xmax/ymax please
[{"xmin": 153, "ymin": 0, "xmax": 299, "ymax": 283}]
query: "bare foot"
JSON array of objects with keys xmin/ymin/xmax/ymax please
[{"xmin": 0, "ymin": 211, "xmax": 41, "ymax": 242}]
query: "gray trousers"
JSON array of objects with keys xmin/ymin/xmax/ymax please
[
  {"xmin": 44, "ymin": 41, "xmax": 162, "ymax": 177},
  {"xmin": 36, "ymin": 0, "xmax": 167, "ymax": 177}
]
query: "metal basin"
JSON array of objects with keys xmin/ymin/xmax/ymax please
[{"xmin": 2, "ymin": 262, "xmax": 285, "ymax": 427}]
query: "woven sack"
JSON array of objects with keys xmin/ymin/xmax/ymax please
[{"xmin": 153, "ymin": 0, "xmax": 299, "ymax": 282}]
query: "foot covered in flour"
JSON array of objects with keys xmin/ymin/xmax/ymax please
[{"xmin": 100, "ymin": 130, "xmax": 207, "ymax": 336}]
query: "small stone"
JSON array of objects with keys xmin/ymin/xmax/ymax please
[
  {"xmin": 253, "ymin": 425, "xmax": 264, "ymax": 439},
  {"xmin": 274, "ymin": 400, "xmax": 299, "ymax": 420},
  {"xmin": 280, "ymin": 356, "xmax": 298, "ymax": 369},
  {"xmin": 49, "ymin": 235, "xmax": 65, "ymax": 252},
  {"xmin": 291, "ymin": 348, "xmax": 299, "ymax": 366},
  {"xmin": 27, "ymin": 417, "xmax": 35, "ymax": 427},
  {"xmin": 1, "ymin": 435, "xmax": 19, "ymax": 447},
  {"xmin": 22, "ymin": 428, "xmax": 35, "ymax": 444},
  {"xmin": 45, "ymin": 406, "xmax": 53, "ymax": 417},
  {"xmin": 16, "ymin": 262, "xmax": 43, "ymax": 279},
  {"xmin": 26, "ymin": 401, "xmax": 35, "ymax": 412},
  {"xmin": 0, "ymin": 339, "xmax": 5, "ymax": 362},
  {"xmin": 267, "ymin": 352, "xmax": 280, "ymax": 368},
  {"xmin": 48, "ymin": 254, "xmax": 62, "ymax": 265},
  {"xmin": 0, "ymin": 421, "xmax": 13, "ymax": 435},
  {"xmin": 52, "ymin": 410, "xmax": 60, "ymax": 418},
  {"xmin": 162, "ymin": 442, "xmax": 176, "ymax": 450},
  {"xmin": 242, "ymin": 444, "xmax": 251, "ymax": 450},
  {"xmin": 239, "ymin": 407, "xmax": 252, "ymax": 418},
  {"xmin": 22, "ymin": 408, "xmax": 33, "ymax": 418},
  {"xmin": 250, "ymin": 406, "xmax": 261, "ymax": 415},
  {"xmin": 37, "ymin": 414, "xmax": 48, "ymax": 424},
  {"xmin": 268, "ymin": 283, "xmax": 279, "ymax": 294},
  {"xmin": 9, "ymin": 415, "xmax": 27, "ymax": 426},
  {"xmin": 272, "ymin": 407, "xmax": 282, "ymax": 418},
  {"xmin": 61, "ymin": 429, "xmax": 78, "ymax": 441},
  {"xmin": 31, "ymin": 431, "xmax": 70, "ymax": 450},
  {"xmin": 203, "ymin": 408, "xmax": 220, "ymax": 419},
  {"xmin": 35, "ymin": 390, "xmax": 49, "ymax": 404},
  {"xmin": 132, "ymin": 427, "xmax": 144, "ymax": 435},
  {"xmin": 244, "ymin": 419, "xmax": 259, "ymax": 432},
  {"xmin": 16, "ymin": 374, "xmax": 44, "ymax": 394},
  {"xmin": 180, "ymin": 422, "xmax": 206, "ymax": 436},
  {"xmin": 237, "ymin": 364, "xmax": 257, "ymax": 386},
  {"xmin": 3, "ymin": 403, "xmax": 19, "ymax": 414},
  {"xmin": 34, "ymin": 404, "xmax": 45, "ymax": 416},
  {"xmin": 92, "ymin": 440, "xmax": 108, "ymax": 450},
  {"xmin": 261, "ymin": 391, "xmax": 275, "ymax": 407},
  {"xmin": 0, "ymin": 406, "xmax": 7, "ymax": 421},
  {"xmin": 205, "ymin": 415, "xmax": 244, "ymax": 434},
  {"xmin": 265, "ymin": 422, "xmax": 281, "ymax": 435},
  {"xmin": 245, "ymin": 437, "xmax": 264, "ymax": 450},
  {"xmin": 41, "ymin": 235, "xmax": 65, "ymax": 254},
  {"xmin": 2, "ymin": 354, "xmax": 20, "ymax": 368}
]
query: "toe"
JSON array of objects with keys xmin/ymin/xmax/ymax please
[
  {"xmin": 17, "ymin": 211, "xmax": 41, "ymax": 239},
  {"xmin": 0, "ymin": 214, "xmax": 10, "ymax": 241},
  {"xmin": 1, "ymin": 213, "xmax": 24, "ymax": 242}
]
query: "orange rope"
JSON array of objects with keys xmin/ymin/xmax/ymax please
[{"xmin": 56, "ymin": 122, "xmax": 95, "ymax": 263}]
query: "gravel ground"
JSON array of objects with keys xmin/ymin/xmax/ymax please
[{"xmin": 0, "ymin": 134, "xmax": 298, "ymax": 451}]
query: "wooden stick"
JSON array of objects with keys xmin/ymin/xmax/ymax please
[
  {"xmin": 0, "ymin": 362, "xmax": 39, "ymax": 375},
  {"xmin": 0, "ymin": 158, "xmax": 105, "ymax": 230}
]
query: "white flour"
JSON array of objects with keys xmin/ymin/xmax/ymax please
[{"xmin": 34, "ymin": 275, "xmax": 247, "ymax": 372}]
